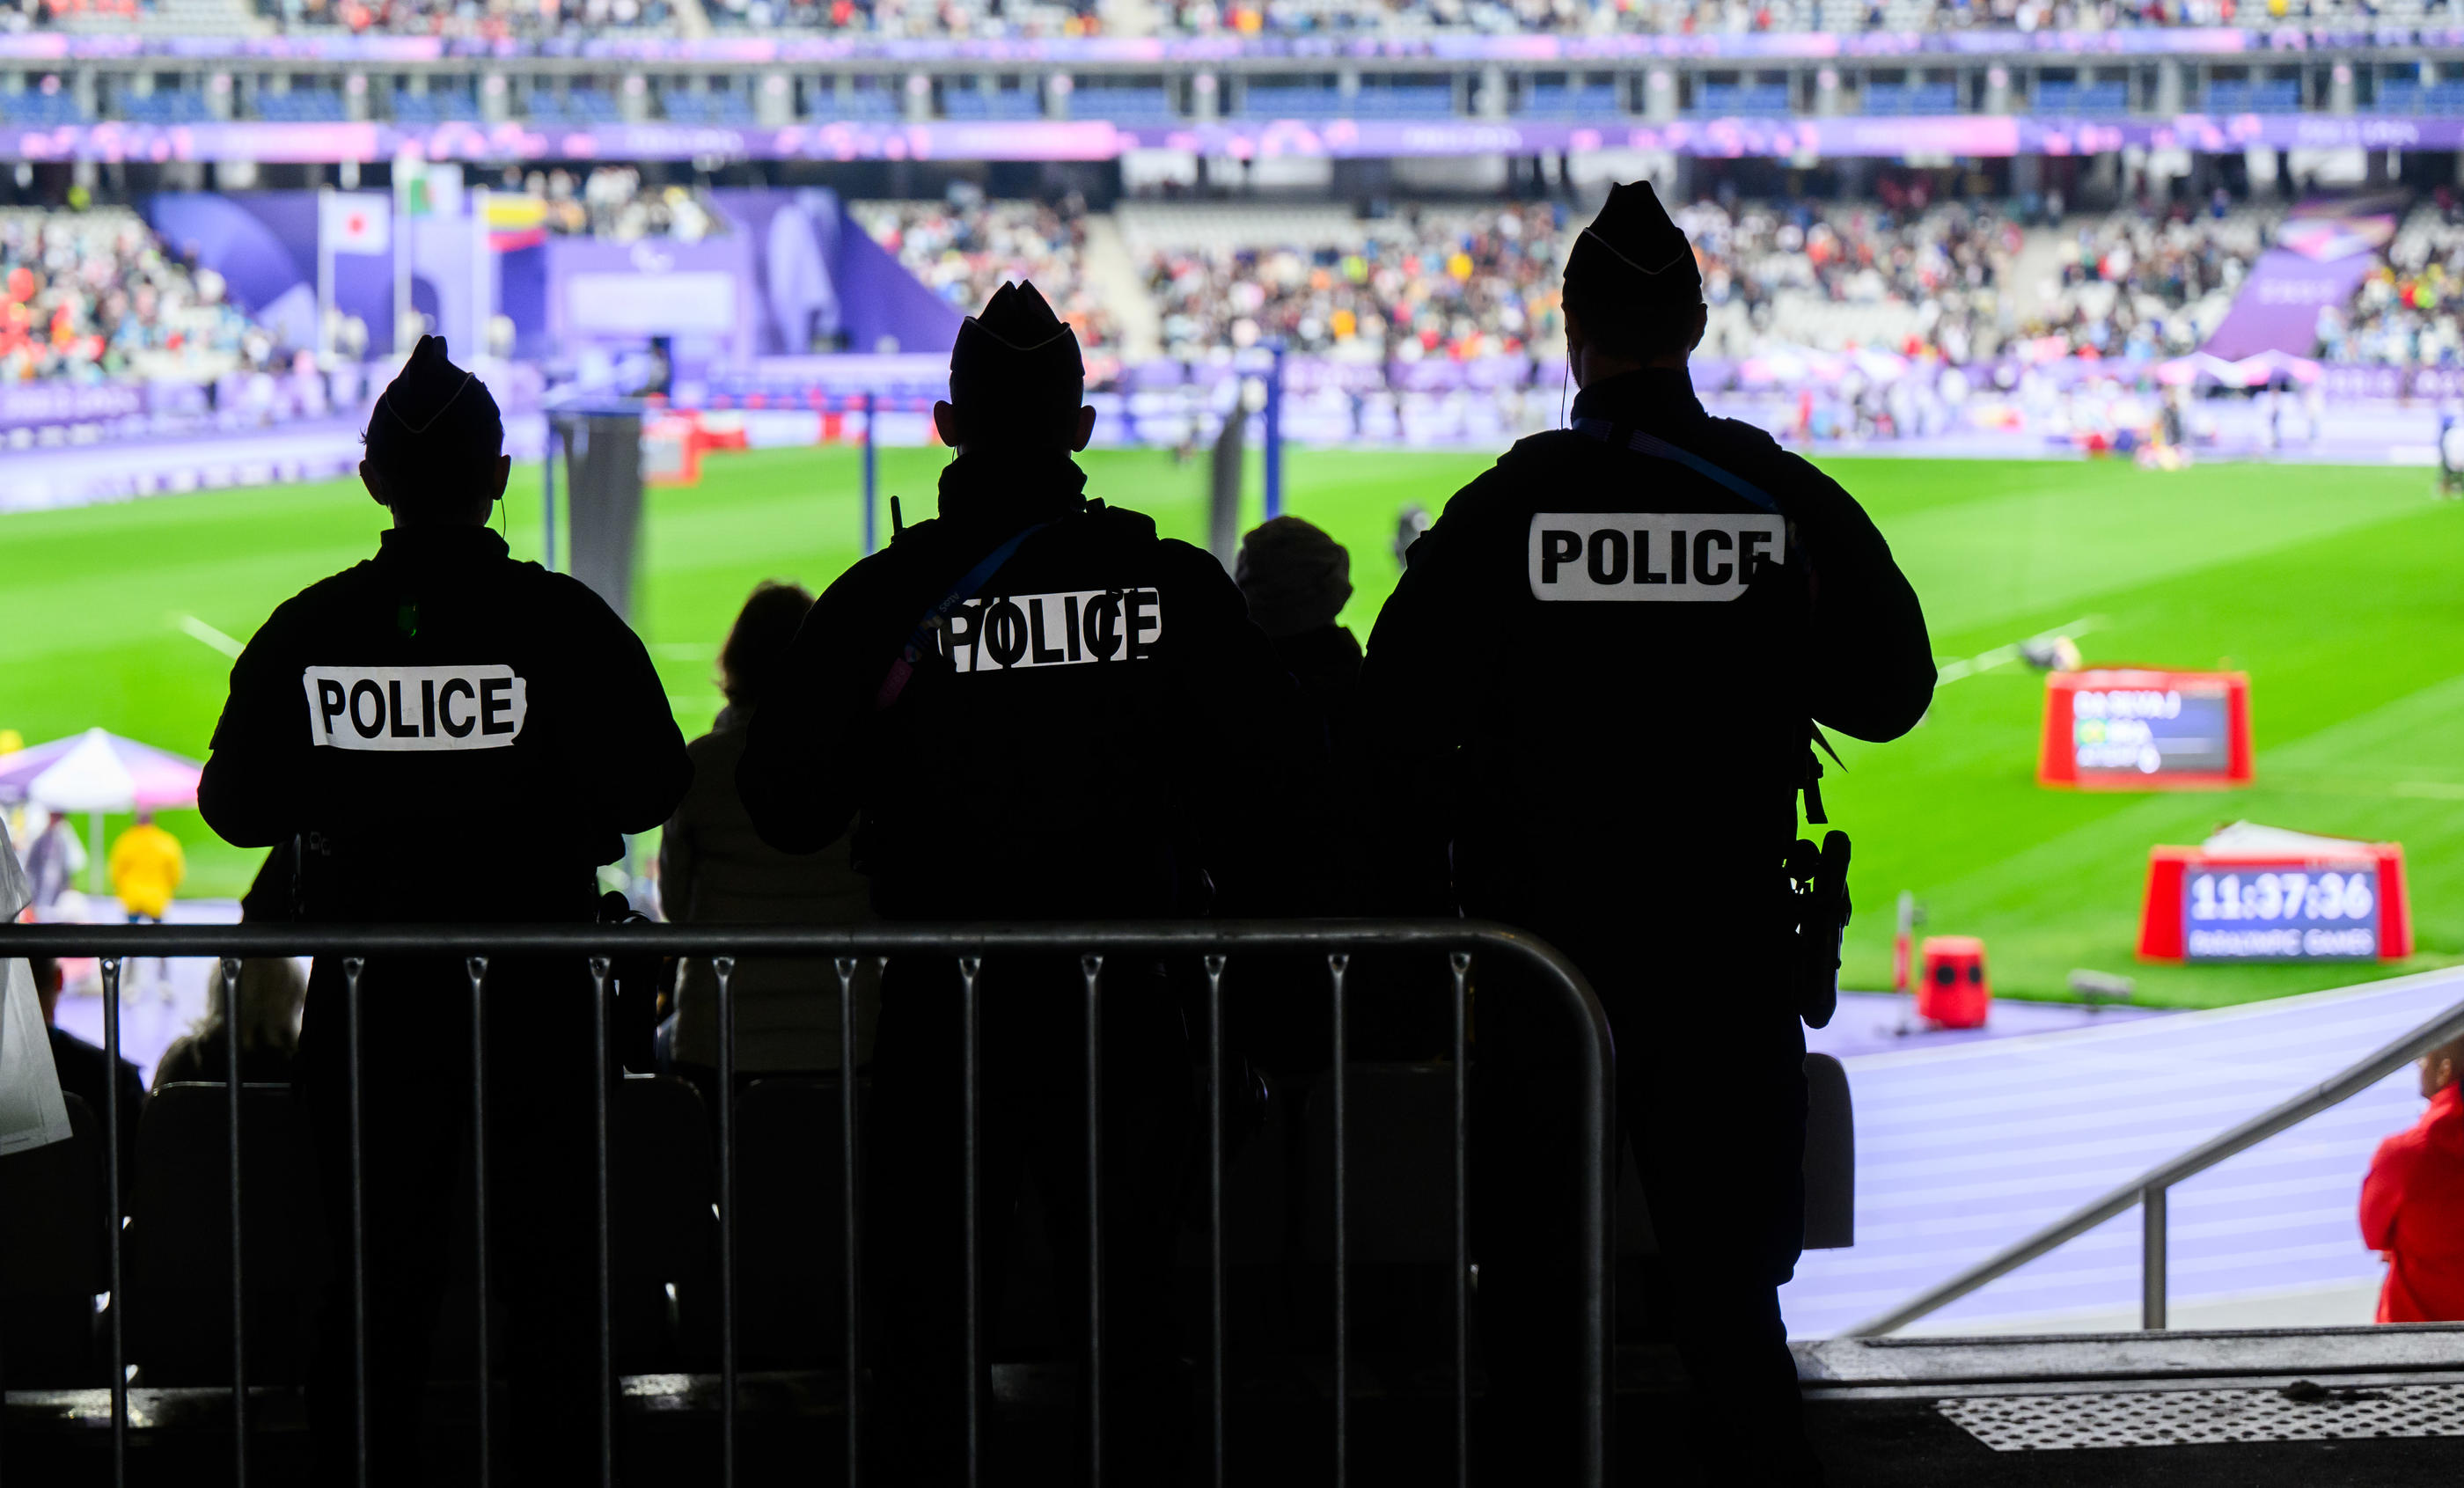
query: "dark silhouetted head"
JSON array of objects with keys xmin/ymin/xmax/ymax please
[
  {"xmin": 1561, "ymin": 180, "xmax": 1706, "ymax": 365},
  {"xmin": 362, "ymin": 335, "xmax": 508, "ymax": 522},
  {"xmin": 1235, "ymin": 516, "xmax": 1353, "ymax": 641},
  {"xmin": 718, "ymin": 580, "xmax": 816, "ymax": 709},
  {"xmin": 936, "ymin": 282, "xmax": 1091, "ymax": 454}
]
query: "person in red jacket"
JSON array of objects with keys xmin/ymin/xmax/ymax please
[{"xmin": 2361, "ymin": 1034, "xmax": 2464, "ymax": 1323}]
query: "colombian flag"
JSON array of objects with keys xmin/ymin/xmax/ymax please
[{"xmin": 486, "ymin": 194, "xmax": 548, "ymax": 253}]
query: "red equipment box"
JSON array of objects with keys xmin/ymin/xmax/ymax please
[
  {"xmin": 2139, "ymin": 829, "xmax": 2410, "ymax": 964},
  {"xmin": 1918, "ymin": 935, "xmax": 1991, "ymax": 1029},
  {"xmin": 2038, "ymin": 669, "xmax": 2252, "ymax": 789}
]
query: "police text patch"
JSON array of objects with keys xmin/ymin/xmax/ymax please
[
  {"xmin": 1527, "ymin": 513, "xmax": 1785, "ymax": 602},
  {"xmin": 301, "ymin": 665, "xmax": 528, "ymax": 751},
  {"xmin": 939, "ymin": 590, "xmax": 1162, "ymax": 673}
]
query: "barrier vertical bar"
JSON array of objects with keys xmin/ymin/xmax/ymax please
[
  {"xmin": 1082, "ymin": 953, "xmax": 1105, "ymax": 1488},
  {"xmin": 959, "ymin": 956, "xmax": 983, "ymax": 1488},
  {"xmin": 342, "ymin": 957, "xmax": 370, "ymax": 1488},
  {"xmin": 1328, "ymin": 952, "xmax": 1349, "ymax": 1488},
  {"xmin": 466, "ymin": 957, "xmax": 492, "ymax": 1488},
  {"xmin": 223, "ymin": 957, "xmax": 248, "ymax": 1487},
  {"xmin": 1448, "ymin": 951, "xmax": 1472, "ymax": 1488},
  {"xmin": 715, "ymin": 957, "xmax": 739, "ymax": 1488},
  {"xmin": 101, "ymin": 957, "xmax": 128, "ymax": 1488},
  {"xmin": 1203, "ymin": 953, "xmax": 1228, "ymax": 1488},
  {"xmin": 590, "ymin": 957, "xmax": 615, "ymax": 1488},
  {"xmin": 862, "ymin": 392, "xmax": 878, "ymax": 554},
  {"xmin": 2142, "ymin": 1186, "xmax": 2167, "ymax": 1331},
  {"xmin": 836, "ymin": 956, "xmax": 863, "ymax": 1488}
]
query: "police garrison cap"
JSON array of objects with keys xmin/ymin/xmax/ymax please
[
  {"xmin": 1561, "ymin": 180, "xmax": 1703, "ymax": 312},
  {"xmin": 949, "ymin": 280, "xmax": 1085, "ymax": 420},
  {"xmin": 365, "ymin": 334, "xmax": 503, "ymax": 478}
]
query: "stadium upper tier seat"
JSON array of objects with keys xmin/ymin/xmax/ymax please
[
  {"xmin": 1071, "ymin": 86, "xmax": 1179, "ymax": 124},
  {"xmin": 2205, "ymin": 79, "xmax": 2304, "ymax": 114},
  {"xmin": 661, "ymin": 87, "xmax": 759, "ymax": 126},
  {"xmin": 0, "ymin": 1094, "xmax": 106, "ymax": 1388},
  {"xmin": 2035, "ymin": 79, "xmax": 2131, "ymax": 114},
  {"xmin": 1242, "ymin": 84, "xmax": 1346, "ymax": 118},
  {"xmin": 1863, "ymin": 82, "xmax": 1962, "ymax": 115},
  {"xmin": 942, "ymin": 88, "xmax": 1043, "ymax": 121},
  {"xmin": 253, "ymin": 89, "xmax": 347, "ymax": 123},
  {"xmin": 1690, "ymin": 83, "xmax": 1795, "ymax": 118},
  {"xmin": 115, "ymin": 90, "xmax": 214, "ymax": 126},
  {"xmin": 392, "ymin": 88, "xmax": 481, "ymax": 125},
  {"xmin": 1352, "ymin": 84, "xmax": 1456, "ymax": 119},
  {"xmin": 1520, "ymin": 83, "xmax": 1623, "ymax": 119},
  {"xmin": 0, "ymin": 92, "xmax": 93, "ymax": 127}
]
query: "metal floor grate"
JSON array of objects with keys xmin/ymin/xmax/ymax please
[{"xmin": 1939, "ymin": 1382, "xmax": 2464, "ymax": 1451}]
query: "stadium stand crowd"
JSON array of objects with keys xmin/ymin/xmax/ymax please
[
  {"xmin": 1143, "ymin": 204, "xmax": 1565, "ymax": 361},
  {"xmin": 0, "ymin": 207, "xmax": 297, "ymax": 385},
  {"xmin": 532, "ymin": 166, "xmax": 727, "ymax": 242},
  {"xmin": 2318, "ymin": 202, "xmax": 2464, "ymax": 368},
  {"xmin": 855, "ymin": 194, "xmax": 1119, "ymax": 351}
]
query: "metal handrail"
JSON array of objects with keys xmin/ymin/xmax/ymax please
[
  {"xmin": 1848, "ymin": 989, "xmax": 2464, "ymax": 1338},
  {"xmin": 0, "ymin": 916, "xmax": 1616, "ymax": 1488}
]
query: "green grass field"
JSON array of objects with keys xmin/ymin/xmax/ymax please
[{"xmin": 6, "ymin": 443, "xmax": 2462, "ymax": 1008}]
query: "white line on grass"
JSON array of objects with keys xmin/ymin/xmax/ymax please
[
  {"xmin": 175, "ymin": 613, "xmax": 246, "ymax": 659},
  {"xmin": 1933, "ymin": 616, "xmax": 2101, "ymax": 687}
]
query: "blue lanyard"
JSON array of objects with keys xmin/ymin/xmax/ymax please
[
  {"xmin": 873, "ymin": 520, "xmax": 1052, "ymax": 710},
  {"xmin": 1570, "ymin": 416, "xmax": 1784, "ymax": 517}
]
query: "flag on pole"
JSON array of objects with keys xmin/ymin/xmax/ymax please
[{"xmin": 320, "ymin": 190, "xmax": 392, "ymax": 255}]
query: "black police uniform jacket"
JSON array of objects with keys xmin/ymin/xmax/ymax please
[
  {"xmin": 1353, "ymin": 367, "xmax": 1934, "ymax": 962},
  {"xmin": 198, "ymin": 525, "xmax": 690, "ymax": 922},
  {"xmin": 738, "ymin": 453, "xmax": 1296, "ymax": 922}
]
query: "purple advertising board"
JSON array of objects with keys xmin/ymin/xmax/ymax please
[{"xmin": 15, "ymin": 109, "xmax": 2464, "ymax": 164}]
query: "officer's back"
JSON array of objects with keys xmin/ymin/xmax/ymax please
[
  {"xmin": 740, "ymin": 285, "xmax": 1291, "ymax": 920},
  {"xmin": 199, "ymin": 341, "xmax": 686, "ymax": 920}
]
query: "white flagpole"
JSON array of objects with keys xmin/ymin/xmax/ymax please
[{"xmin": 317, "ymin": 186, "xmax": 334, "ymax": 361}]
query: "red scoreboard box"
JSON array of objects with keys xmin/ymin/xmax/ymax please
[
  {"xmin": 2140, "ymin": 838, "xmax": 2411, "ymax": 964},
  {"xmin": 2039, "ymin": 669, "xmax": 2252, "ymax": 789}
]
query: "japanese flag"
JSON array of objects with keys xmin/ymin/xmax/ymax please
[{"xmin": 320, "ymin": 191, "xmax": 392, "ymax": 256}]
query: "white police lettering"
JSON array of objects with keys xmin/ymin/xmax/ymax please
[
  {"xmin": 299, "ymin": 664, "xmax": 527, "ymax": 751},
  {"xmin": 1527, "ymin": 513, "xmax": 1786, "ymax": 602},
  {"xmin": 939, "ymin": 589, "xmax": 1162, "ymax": 673}
]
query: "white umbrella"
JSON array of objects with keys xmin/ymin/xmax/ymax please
[{"xmin": 0, "ymin": 729, "xmax": 203, "ymax": 896}]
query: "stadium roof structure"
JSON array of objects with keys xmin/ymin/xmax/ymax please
[{"xmin": 0, "ymin": 729, "xmax": 203, "ymax": 815}]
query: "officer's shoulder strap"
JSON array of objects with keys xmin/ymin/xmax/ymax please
[{"xmin": 1569, "ymin": 415, "xmax": 1783, "ymax": 517}]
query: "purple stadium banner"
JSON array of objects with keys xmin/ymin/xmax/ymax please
[
  {"xmin": 14, "ymin": 110, "xmax": 2464, "ymax": 164},
  {"xmin": 0, "ymin": 25, "xmax": 2448, "ymax": 64}
]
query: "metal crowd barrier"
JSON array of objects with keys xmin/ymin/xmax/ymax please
[{"xmin": 0, "ymin": 919, "xmax": 1613, "ymax": 1488}]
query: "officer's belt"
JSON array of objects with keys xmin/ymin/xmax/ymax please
[{"xmin": 1570, "ymin": 416, "xmax": 1783, "ymax": 516}]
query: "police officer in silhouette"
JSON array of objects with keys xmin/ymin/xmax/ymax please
[
  {"xmin": 739, "ymin": 282, "xmax": 1296, "ymax": 1484},
  {"xmin": 1352, "ymin": 184, "xmax": 1934, "ymax": 1484},
  {"xmin": 199, "ymin": 337, "xmax": 690, "ymax": 1485}
]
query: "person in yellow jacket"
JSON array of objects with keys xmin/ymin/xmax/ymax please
[{"xmin": 108, "ymin": 810, "xmax": 184, "ymax": 993}]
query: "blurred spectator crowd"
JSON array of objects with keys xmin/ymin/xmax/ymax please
[
  {"xmin": 855, "ymin": 194, "xmax": 1119, "ymax": 353},
  {"xmin": 0, "ymin": 208, "xmax": 298, "ymax": 386},
  {"xmin": 2316, "ymin": 202, "xmax": 2464, "ymax": 369},
  {"xmin": 531, "ymin": 167, "xmax": 726, "ymax": 242},
  {"xmin": 1144, "ymin": 206, "xmax": 1564, "ymax": 363}
]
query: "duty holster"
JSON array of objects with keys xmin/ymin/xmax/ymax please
[
  {"xmin": 597, "ymin": 891, "xmax": 663, "ymax": 1074},
  {"xmin": 1786, "ymin": 831, "xmax": 1852, "ymax": 1030}
]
